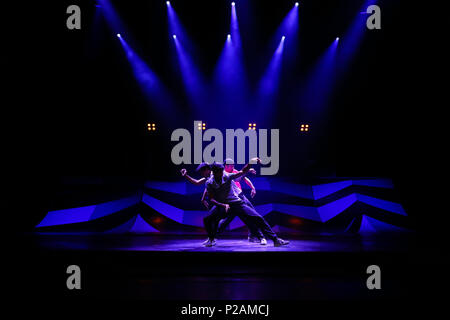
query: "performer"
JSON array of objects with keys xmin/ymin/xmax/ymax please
[
  {"xmin": 216, "ymin": 158, "xmax": 266, "ymax": 244},
  {"xmin": 204, "ymin": 159, "xmax": 289, "ymax": 247},
  {"xmin": 181, "ymin": 163, "xmax": 263, "ymax": 246}
]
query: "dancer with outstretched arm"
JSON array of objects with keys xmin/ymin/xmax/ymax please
[
  {"xmin": 204, "ymin": 158, "xmax": 289, "ymax": 247},
  {"xmin": 181, "ymin": 162, "xmax": 263, "ymax": 246},
  {"xmin": 216, "ymin": 158, "xmax": 266, "ymax": 244}
]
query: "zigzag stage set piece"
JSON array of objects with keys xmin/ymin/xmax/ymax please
[{"xmin": 36, "ymin": 178, "xmax": 411, "ymax": 234}]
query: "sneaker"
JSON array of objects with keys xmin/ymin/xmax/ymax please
[
  {"xmin": 260, "ymin": 238, "xmax": 267, "ymax": 245},
  {"xmin": 202, "ymin": 238, "xmax": 216, "ymax": 245},
  {"xmin": 204, "ymin": 239, "xmax": 217, "ymax": 247},
  {"xmin": 248, "ymin": 237, "xmax": 260, "ymax": 243},
  {"xmin": 273, "ymin": 238, "xmax": 289, "ymax": 247}
]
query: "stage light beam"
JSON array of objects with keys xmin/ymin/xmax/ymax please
[
  {"xmin": 255, "ymin": 36, "xmax": 286, "ymax": 121},
  {"xmin": 173, "ymin": 36, "xmax": 208, "ymax": 110},
  {"xmin": 117, "ymin": 36, "xmax": 174, "ymax": 117},
  {"xmin": 167, "ymin": 3, "xmax": 209, "ymax": 111},
  {"xmin": 298, "ymin": 38, "xmax": 339, "ymax": 115},
  {"xmin": 339, "ymin": 0, "xmax": 378, "ymax": 72},
  {"xmin": 212, "ymin": 0, "xmax": 249, "ymax": 117},
  {"xmin": 271, "ymin": 2, "xmax": 299, "ymax": 51}
]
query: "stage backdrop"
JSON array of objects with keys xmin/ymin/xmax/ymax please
[{"xmin": 36, "ymin": 177, "xmax": 411, "ymax": 235}]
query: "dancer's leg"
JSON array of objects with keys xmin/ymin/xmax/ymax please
[
  {"xmin": 203, "ymin": 205, "xmax": 225, "ymax": 240},
  {"xmin": 217, "ymin": 213, "xmax": 237, "ymax": 234},
  {"xmin": 240, "ymin": 194, "xmax": 264, "ymax": 239},
  {"xmin": 232, "ymin": 203, "xmax": 279, "ymax": 241}
]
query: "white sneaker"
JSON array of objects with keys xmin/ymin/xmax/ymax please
[
  {"xmin": 260, "ymin": 238, "xmax": 267, "ymax": 245},
  {"xmin": 204, "ymin": 239, "xmax": 217, "ymax": 247},
  {"xmin": 202, "ymin": 238, "xmax": 217, "ymax": 245}
]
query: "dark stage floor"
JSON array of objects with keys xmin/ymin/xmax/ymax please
[
  {"xmin": 27, "ymin": 233, "xmax": 416, "ymax": 252},
  {"xmin": 10, "ymin": 233, "xmax": 449, "ymax": 302}
]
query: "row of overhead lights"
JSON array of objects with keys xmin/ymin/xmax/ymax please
[
  {"xmin": 147, "ymin": 122, "xmax": 310, "ymax": 132},
  {"xmin": 166, "ymin": 1, "xmax": 299, "ymax": 6}
]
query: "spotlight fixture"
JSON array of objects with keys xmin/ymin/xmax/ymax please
[
  {"xmin": 197, "ymin": 122, "xmax": 206, "ymax": 131},
  {"xmin": 248, "ymin": 123, "xmax": 256, "ymax": 131},
  {"xmin": 166, "ymin": 1, "xmax": 170, "ymax": 5},
  {"xmin": 172, "ymin": 34, "xmax": 177, "ymax": 39},
  {"xmin": 295, "ymin": 2, "xmax": 299, "ymax": 7},
  {"xmin": 232, "ymin": 2, "xmax": 235, "ymax": 6},
  {"xmin": 300, "ymin": 124, "xmax": 309, "ymax": 132},
  {"xmin": 227, "ymin": 34, "xmax": 231, "ymax": 40},
  {"xmin": 336, "ymin": 37, "xmax": 340, "ymax": 41},
  {"xmin": 117, "ymin": 33, "xmax": 121, "ymax": 38},
  {"xmin": 282, "ymin": 36, "xmax": 286, "ymax": 41},
  {"xmin": 147, "ymin": 123, "xmax": 157, "ymax": 131}
]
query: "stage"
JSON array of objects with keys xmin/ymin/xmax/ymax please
[
  {"xmin": 12, "ymin": 232, "xmax": 448, "ymax": 302},
  {"xmin": 26, "ymin": 233, "xmax": 415, "ymax": 252}
]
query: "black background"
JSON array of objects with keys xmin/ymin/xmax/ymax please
[{"xmin": 2, "ymin": 0, "xmax": 449, "ymax": 312}]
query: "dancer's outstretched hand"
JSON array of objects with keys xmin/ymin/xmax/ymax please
[
  {"xmin": 202, "ymin": 200, "xmax": 209, "ymax": 209},
  {"xmin": 180, "ymin": 168, "xmax": 187, "ymax": 176},
  {"xmin": 224, "ymin": 204, "xmax": 230, "ymax": 213},
  {"xmin": 249, "ymin": 168, "xmax": 256, "ymax": 175},
  {"xmin": 251, "ymin": 189, "xmax": 256, "ymax": 198},
  {"xmin": 250, "ymin": 157, "xmax": 261, "ymax": 164}
]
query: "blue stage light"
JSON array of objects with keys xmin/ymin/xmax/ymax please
[
  {"xmin": 295, "ymin": 2, "xmax": 299, "ymax": 7},
  {"xmin": 117, "ymin": 35, "xmax": 175, "ymax": 120},
  {"xmin": 282, "ymin": 36, "xmax": 286, "ymax": 41},
  {"xmin": 168, "ymin": 4, "xmax": 208, "ymax": 111},
  {"xmin": 298, "ymin": 38, "xmax": 339, "ymax": 114},
  {"xmin": 255, "ymin": 36, "xmax": 286, "ymax": 120},
  {"xmin": 232, "ymin": 2, "xmax": 235, "ymax": 6},
  {"xmin": 336, "ymin": 37, "xmax": 340, "ymax": 41},
  {"xmin": 212, "ymin": 0, "xmax": 249, "ymax": 118},
  {"xmin": 166, "ymin": 1, "xmax": 170, "ymax": 6}
]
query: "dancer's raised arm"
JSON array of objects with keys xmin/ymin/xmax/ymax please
[
  {"xmin": 180, "ymin": 168, "xmax": 206, "ymax": 186},
  {"xmin": 230, "ymin": 157, "xmax": 261, "ymax": 181}
]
